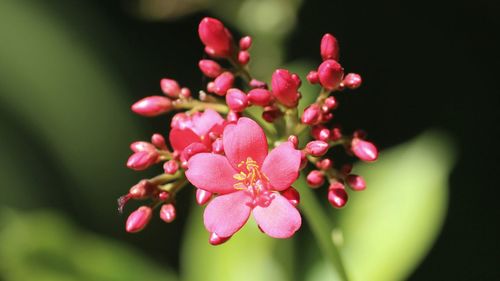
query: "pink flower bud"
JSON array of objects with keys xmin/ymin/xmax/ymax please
[
  {"xmin": 248, "ymin": 88, "xmax": 272, "ymax": 106},
  {"xmin": 163, "ymin": 160, "xmax": 179, "ymax": 174},
  {"xmin": 158, "ymin": 191, "xmax": 170, "ymax": 201},
  {"xmin": 302, "ymin": 104, "xmax": 321, "ymax": 125},
  {"xmin": 316, "ymin": 158, "xmax": 333, "ymax": 170},
  {"xmin": 212, "ymin": 72, "xmax": 234, "ymax": 96},
  {"xmin": 343, "ymin": 73, "xmax": 362, "ymax": 89},
  {"xmin": 160, "ymin": 203, "xmax": 176, "ymax": 223},
  {"xmin": 226, "ymin": 110, "xmax": 241, "ymax": 123},
  {"xmin": 198, "ymin": 59, "xmax": 223, "ymax": 78},
  {"xmin": 262, "ymin": 105, "xmax": 282, "ymax": 123},
  {"xmin": 160, "ymin": 78, "xmax": 181, "ymax": 98},
  {"xmin": 271, "ymin": 69, "xmax": 301, "ymax": 107},
  {"xmin": 307, "ymin": 70, "xmax": 319, "ymax": 84},
  {"xmin": 212, "ymin": 138, "xmax": 224, "ymax": 154},
  {"xmin": 318, "ymin": 59, "xmax": 344, "ymax": 90},
  {"xmin": 181, "ymin": 143, "xmax": 209, "ymax": 162},
  {"xmin": 239, "ymin": 36, "xmax": 252, "ymax": 50},
  {"xmin": 131, "ymin": 96, "xmax": 172, "ymax": 117},
  {"xmin": 346, "ymin": 174, "xmax": 366, "ymax": 191},
  {"xmin": 324, "ymin": 96, "xmax": 337, "ymax": 110},
  {"xmin": 328, "ymin": 182, "xmax": 348, "ymax": 208},
  {"xmin": 330, "ymin": 127, "xmax": 342, "ymax": 141},
  {"xmin": 226, "ymin": 88, "xmax": 248, "ymax": 112},
  {"xmin": 180, "ymin": 87, "xmax": 191, "ymax": 98},
  {"xmin": 207, "ymin": 82, "xmax": 216, "ymax": 93},
  {"xmin": 288, "ymin": 135, "xmax": 299, "ymax": 149},
  {"xmin": 151, "ymin": 133, "xmax": 167, "ymax": 150},
  {"xmin": 322, "ymin": 112, "xmax": 334, "ymax": 122},
  {"xmin": 129, "ymin": 180, "xmax": 154, "ymax": 199},
  {"xmin": 311, "ymin": 126, "xmax": 330, "ymax": 141},
  {"xmin": 299, "ymin": 151, "xmax": 308, "ymax": 170},
  {"xmin": 127, "ymin": 151, "xmax": 158, "ymax": 171},
  {"xmin": 351, "ymin": 138, "xmax": 378, "ymax": 162},
  {"xmin": 198, "ymin": 17, "xmax": 233, "ymax": 58},
  {"xmin": 281, "ymin": 187, "xmax": 300, "ymax": 206},
  {"xmin": 196, "ymin": 189, "xmax": 213, "ymax": 205},
  {"xmin": 306, "ymin": 140, "xmax": 329, "ymax": 157},
  {"xmin": 341, "ymin": 164, "xmax": 353, "ymax": 175},
  {"xmin": 130, "ymin": 141, "xmax": 156, "ymax": 153},
  {"xmin": 307, "ymin": 170, "xmax": 325, "ymax": 188},
  {"xmin": 249, "ymin": 79, "xmax": 268, "ymax": 89},
  {"xmin": 209, "ymin": 232, "xmax": 231, "ymax": 246},
  {"xmin": 238, "ymin": 50, "xmax": 250, "ymax": 65},
  {"xmin": 126, "ymin": 206, "xmax": 152, "ymax": 233},
  {"xmin": 320, "ymin": 33, "xmax": 340, "ymax": 61}
]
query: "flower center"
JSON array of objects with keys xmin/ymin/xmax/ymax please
[{"xmin": 233, "ymin": 157, "xmax": 273, "ymax": 206}]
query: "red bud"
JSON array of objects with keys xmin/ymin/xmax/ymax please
[
  {"xmin": 351, "ymin": 138, "xmax": 378, "ymax": 162},
  {"xmin": 328, "ymin": 182, "xmax": 348, "ymax": 208},
  {"xmin": 320, "ymin": 33, "xmax": 340, "ymax": 61},
  {"xmin": 160, "ymin": 203, "xmax": 176, "ymax": 223},
  {"xmin": 346, "ymin": 174, "xmax": 366, "ymax": 191},
  {"xmin": 226, "ymin": 88, "xmax": 248, "ymax": 112},
  {"xmin": 307, "ymin": 170, "xmax": 325, "ymax": 188},
  {"xmin": 131, "ymin": 96, "xmax": 172, "ymax": 117},
  {"xmin": 199, "ymin": 59, "xmax": 223, "ymax": 78},
  {"xmin": 198, "ymin": 17, "xmax": 233, "ymax": 58},
  {"xmin": 306, "ymin": 140, "xmax": 329, "ymax": 157},
  {"xmin": 160, "ymin": 79, "xmax": 181, "ymax": 98},
  {"xmin": 126, "ymin": 206, "xmax": 152, "ymax": 233},
  {"xmin": 318, "ymin": 59, "xmax": 344, "ymax": 90}
]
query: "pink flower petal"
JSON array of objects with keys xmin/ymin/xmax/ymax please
[
  {"xmin": 169, "ymin": 128, "xmax": 201, "ymax": 152},
  {"xmin": 262, "ymin": 142, "xmax": 301, "ymax": 191},
  {"xmin": 204, "ymin": 191, "xmax": 252, "ymax": 238},
  {"xmin": 252, "ymin": 193, "xmax": 301, "ymax": 238},
  {"xmin": 223, "ymin": 117, "xmax": 268, "ymax": 169},
  {"xmin": 186, "ymin": 153, "xmax": 238, "ymax": 194},
  {"xmin": 192, "ymin": 109, "xmax": 225, "ymax": 136}
]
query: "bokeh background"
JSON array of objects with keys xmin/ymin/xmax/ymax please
[{"xmin": 1, "ymin": 0, "xmax": 499, "ymax": 280}]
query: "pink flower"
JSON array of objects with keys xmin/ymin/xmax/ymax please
[
  {"xmin": 186, "ymin": 117, "xmax": 302, "ymax": 239},
  {"xmin": 169, "ymin": 109, "xmax": 225, "ymax": 153}
]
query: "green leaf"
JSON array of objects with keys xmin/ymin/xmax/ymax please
[
  {"xmin": 180, "ymin": 202, "xmax": 292, "ymax": 281},
  {"xmin": 0, "ymin": 208, "xmax": 177, "ymax": 281},
  {"xmin": 323, "ymin": 131, "xmax": 456, "ymax": 281}
]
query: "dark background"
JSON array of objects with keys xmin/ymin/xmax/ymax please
[{"xmin": 2, "ymin": 0, "xmax": 499, "ymax": 279}]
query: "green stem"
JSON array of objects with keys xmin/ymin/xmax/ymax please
[{"xmin": 298, "ymin": 174, "xmax": 349, "ymax": 281}]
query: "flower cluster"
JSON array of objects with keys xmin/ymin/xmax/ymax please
[{"xmin": 119, "ymin": 17, "xmax": 378, "ymax": 245}]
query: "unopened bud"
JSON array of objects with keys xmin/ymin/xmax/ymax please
[
  {"xmin": 180, "ymin": 87, "xmax": 191, "ymax": 98},
  {"xmin": 324, "ymin": 96, "xmax": 337, "ymax": 110},
  {"xmin": 312, "ymin": 126, "xmax": 331, "ymax": 141},
  {"xmin": 238, "ymin": 51, "xmax": 250, "ymax": 65},
  {"xmin": 330, "ymin": 127, "xmax": 342, "ymax": 141},
  {"xmin": 226, "ymin": 88, "xmax": 248, "ymax": 112},
  {"xmin": 316, "ymin": 158, "xmax": 333, "ymax": 170},
  {"xmin": 346, "ymin": 174, "xmax": 366, "ymax": 191},
  {"xmin": 226, "ymin": 110, "xmax": 241, "ymax": 123},
  {"xmin": 209, "ymin": 232, "xmax": 231, "ymax": 245},
  {"xmin": 301, "ymin": 104, "xmax": 321, "ymax": 125},
  {"xmin": 198, "ymin": 17, "xmax": 233, "ymax": 58},
  {"xmin": 318, "ymin": 59, "xmax": 344, "ymax": 90},
  {"xmin": 130, "ymin": 141, "xmax": 156, "ymax": 153},
  {"xmin": 126, "ymin": 206, "xmax": 152, "ymax": 233},
  {"xmin": 212, "ymin": 138, "xmax": 224, "ymax": 154},
  {"xmin": 239, "ymin": 36, "xmax": 252, "ymax": 50},
  {"xmin": 160, "ymin": 203, "xmax": 176, "ymax": 223},
  {"xmin": 151, "ymin": 133, "xmax": 167, "ymax": 150},
  {"xmin": 288, "ymin": 135, "xmax": 299, "ymax": 149},
  {"xmin": 262, "ymin": 105, "xmax": 282, "ymax": 123},
  {"xmin": 199, "ymin": 59, "xmax": 223, "ymax": 78},
  {"xmin": 299, "ymin": 151, "xmax": 308, "ymax": 170},
  {"xmin": 306, "ymin": 140, "xmax": 329, "ymax": 157},
  {"xmin": 160, "ymin": 78, "xmax": 181, "ymax": 98},
  {"xmin": 129, "ymin": 180, "xmax": 153, "ymax": 199},
  {"xmin": 158, "ymin": 191, "xmax": 170, "ymax": 201},
  {"xmin": 163, "ymin": 160, "xmax": 179, "ymax": 174},
  {"xmin": 181, "ymin": 143, "xmax": 209, "ymax": 162},
  {"xmin": 351, "ymin": 138, "xmax": 378, "ymax": 162},
  {"xmin": 281, "ymin": 187, "xmax": 300, "ymax": 206},
  {"xmin": 343, "ymin": 73, "xmax": 362, "ymax": 89},
  {"xmin": 320, "ymin": 33, "xmax": 340, "ymax": 61},
  {"xmin": 307, "ymin": 70, "xmax": 319, "ymax": 84},
  {"xmin": 341, "ymin": 164, "xmax": 353, "ymax": 175},
  {"xmin": 271, "ymin": 69, "xmax": 301, "ymax": 107},
  {"xmin": 212, "ymin": 72, "xmax": 234, "ymax": 96},
  {"xmin": 249, "ymin": 79, "xmax": 268, "ymax": 89},
  {"xmin": 196, "ymin": 189, "xmax": 213, "ymax": 205},
  {"xmin": 131, "ymin": 96, "xmax": 172, "ymax": 117},
  {"xmin": 328, "ymin": 182, "xmax": 348, "ymax": 208},
  {"xmin": 247, "ymin": 88, "xmax": 272, "ymax": 106},
  {"xmin": 127, "ymin": 151, "xmax": 158, "ymax": 171},
  {"xmin": 307, "ymin": 170, "xmax": 325, "ymax": 188}
]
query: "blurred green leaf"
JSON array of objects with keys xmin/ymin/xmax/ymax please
[
  {"xmin": 0, "ymin": 1, "xmax": 143, "ymax": 221},
  {"xmin": 180, "ymin": 203, "xmax": 292, "ymax": 281},
  {"xmin": 307, "ymin": 131, "xmax": 456, "ymax": 281},
  {"xmin": 0, "ymin": 209, "xmax": 177, "ymax": 281}
]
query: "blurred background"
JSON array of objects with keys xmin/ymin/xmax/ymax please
[{"xmin": 0, "ymin": 0, "xmax": 498, "ymax": 280}]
